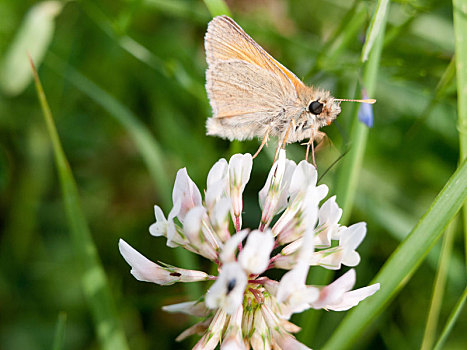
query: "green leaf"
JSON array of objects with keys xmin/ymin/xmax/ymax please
[
  {"xmin": 361, "ymin": 0, "xmax": 390, "ymax": 63},
  {"xmin": 0, "ymin": 1, "xmax": 63, "ymax": 96},
  {"xmin": 433, "ymin": 286, "xmax": 467, "ymax": 350},
  {"xmin": 323, "ymin": 159, "xmax": 467, "ymax": 350},
  {"xmin": 453, "ymin": 0, "xmax": 467, "ymax": 263},
  {"xmin": 30, "ymin": 58, "xmax": 130, "ymax": 350},
  {"xmin": 420, "ymin": 218, "xmax": 457, "ymax": 350},
  {"xmin": 203, "ymin": 0, "xmax": 231, "ymax": 17},
  {"xmin": 335, "ymin": 1, "xmax": 390, "ymax": 224},
  {"xmin": 52, "ymin": 312, "xmax": 67, "ymax": 350}
]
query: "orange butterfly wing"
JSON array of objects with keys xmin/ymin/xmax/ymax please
[{"xmin": 205, "ymin": 15, "xmax": 306, "ymax": 118}]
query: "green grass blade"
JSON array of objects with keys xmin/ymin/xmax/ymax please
[
  {"xmin": 335, "ymin": 1, "xmax": 390, "ymax": 224},
  {"xmin": 203, "ymin": 0, "xmax": 230, "ymax": 17},
  {"xmin": 453, "ymin": 0, "xmax": 467, "ymax": 265},
  {"xmin": 361, "ymin": 0, "xmax": 390, "ymax": 62},
  {"xmin": 407, "ymin": 56, "xmax": 456, "ymax": 139},
  {"xmin": 52, "ymin": 312, "xmax": 67, "ymax": 350},
  {"xmin": 313, "ymin": 2, "xmax": 367, "ymax": 74},
  {"xmin": 0, "ymin": 1, "xmax": 63, "ymax": 96},
  {"xmin": 30, "ymin": 58, "xmax": 129, "ymax": 350},
  {"xmin": 81, "ymin": 2, "xmax": 205, "ymax": 101},
  {"xmin": 323, "ymin": 158, "xmax": 467, "ymax": 350},
  {"xmin": 144, "ymin": 0, "xmax": 208, "ymax": 22},
  {"xmin": 300, "ymin": 3, "xmax": 390, "ymax": 344},
  {"xmin": 433, "ymin": 286, "xmax": 467, "ymax": 350},
  {"xmin": 45, "ymin": 54, "xmax": 201, "ymax": 299},
  {"xmin": 420, "ymin": 218, "xmax": 457, "ymax": 350}
]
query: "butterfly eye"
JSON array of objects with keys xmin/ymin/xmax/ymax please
[{"xmin": 308, "ymin": 100, "xmax": 323, "ymax": 115}]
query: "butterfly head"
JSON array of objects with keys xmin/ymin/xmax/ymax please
[{"xmin": 306, "ymin": 95, "xmax": 342, "ymax": 128}]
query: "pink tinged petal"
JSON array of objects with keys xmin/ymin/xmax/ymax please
[
  {"xmin": 309, "ymin": 247, "xmax": 344, "ymax": 270},
  {"xmin": 166, "ymin": 219, "xmax": 184, "ymax": 248},
  {"xmin": 162, "ymin": 301, "xmax": 210, "ymax": 317},
  {"xmin": 281, "ymin": 286, "xmax": 319, "ymax": 318},
  {"xmin": 250, "ymin": 310, "xmax": 272, "ymax": 350},
  {"xmin": 262, "ymin": 304, "xmax": 311, "ymax": 349},
  {"xmin": 205, "ymin": 262, "xmax": 248, "ymax": 314},
  {"xmin": 277, "ymin": 259, "xmax": 318, "ymax": 316},
  {"xmin": 315, "ymin": 196, "xmax": 342, "ymax": 247},
  {"xmin": 164, "ymin": 200, "xmax": 188, "ymax": 248},
  {"xmin": 288, "ymin": 160, "xmax": 318, "ymax": 199},
  {"xmin": 160, "ymin": 263, "xmax": 210, "ymax": 283},
  {"xmin": 193, "ymin": 309, "xmax": 228, "ymax": 350},
  {"xmin": 280, "ymin": 238, "xmax": 302, "ymax": 257},
  {"xmin": 211, "ymin": 197, "xmax": 231, "ymax": 242},
  {"xmin": 172, "ymin": 168, "xmax": 202, "ymax": 223},
  {"xmin": 311, "ymin": 269, "xmax": 356, "ymax": 309},
  {"xmin": 207, "ymin": 158, "xmax": 228, "ymax": 187},
  {"xmin": 183, "ymin": 206, "xmax": 206, "ymax": 244},
  {"xmin": 221, "ymin": 305, "xmax": 247, "ymax": 350},
  {"xmin": 175, "ymin": 317, "xmax": 212, "ymax": 342},
  {"xmin": 342, "ymin": 250, "xmax": 361, "ymax": 266},
  {"xmin": 149, "ymin": 205, "xmax": 167, "ymax": 237},
  {"xmin": 258, "ymin": 150, "xmax": 296, "ymax": 228},
  {"xmin": 281, "ymin": 319, "xmax": 301, "ymax": 334},
  {"xmin": 118, "ymin": 239, "xmax": 177, "ymax": 285},
  {"xmin": 260, "ymin": 303, "xmax": 282, "ymax": 330},
  {"xmin": 228, "ymin": 154, "xmax": 252, "ymax": 227},
  {"xmin": 220, "ymin": 229, "xmax": 249, "ymax": 263},
  {"xmin": 277, "ymin": 261, "xmax": 309, "ymax": 303},
  {"xmin": 272, "ymin": 254, "xmax": 295, "ymax": 270},
  {"xmin": 206, "ymin": 158, "xmax": 229, "ymax": 208},
  {"xmin": 326, "ymin": 283, "xmax": 380, "ymax": 311},
  {"xmin": 340, "ymin": 222, "xmax": 366, "ymax": 250},
  {"xmin": 183, "ymin": 206, "xmax": 219, "ymax": 259},
  {"xmin": 339, "ymin": 222, "xmax": 366, "ymax": 267},
  {"xmin": 241, "ymin": 303, "xmax": 255, "ymax": 339},
  {"xmin": 228, "ymin": 153, "xmax": 253, "ymax": 191},
  {"xmin": 238, "ymin": 229, "xmax": 274, "ymax": 274},
  {"xmin": 263, "ymin": 278, "xmax": 280, "ymax": 297},
  {"xmin": 273, "ymin": 202, "xmax": 303, "ymax": 244},
  {"xmin": 272, "ymin": 331, "xmax": 311, "ymax": 350}
]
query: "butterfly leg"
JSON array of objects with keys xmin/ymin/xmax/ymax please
[
  {"xmin": 252, "ymin": 128, "xmax": 270, "ymax": 159},
  {"xmin": 305, "ymin": 128, "xmax": 324, "ymax": 167},
  {"xmin": 305, "ymin": 138, "xmax": 316, "ymax": 167},
  {"xmin": 274, "ymin": 120, "xmax": 294, "ymax": 162}
]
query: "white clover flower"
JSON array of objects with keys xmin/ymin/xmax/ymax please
[{"xmin": 119, "ymin": 151, "xmax": 379, "ymax": 349}]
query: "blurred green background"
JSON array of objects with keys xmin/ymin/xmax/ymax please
[{"xmin": 0, "ymin": 0, "xmax": 465, "ymax": 349}]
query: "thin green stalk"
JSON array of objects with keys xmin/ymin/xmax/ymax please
[
  {"xmin": 433, "ymin": 286, "xmax": 467, "ymax": 350},
  {"xmin": 30, "ymin": 58, "xmax": 129, "ymax": 350},
  {"xmin": 52, "ymin": 312, "xmax": 67, "ymax": 350},
  {"xmin": 301, "ymin": 2, "xmax": 390, "ymax": 343},
  {"xmin": 45, "ymin": 54, "xmax": 201, "ymax": 299},
  {"xmin": 323, "ymin": 159, "xmax": 467, "ymax": 350},
  {"xmin": 453, "ymin": 0, "xmax": 467, "ymax": 265},
  {"xmin": 203, "ymin": 0, "xmax": 230, "ymax": 17},
  {"xmin": 335, "ymin": 0, "xmax": 390, "ymax": 224},
  {"xmin": 361, "ymin": 0, "xmax": 390, "ymax": 62},
  {"xmin": 420, "ymin": 218, "xmax": 457, "ymax": 350}
]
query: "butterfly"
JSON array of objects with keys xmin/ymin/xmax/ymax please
[{"xmin": 204, "ymin": 15, "xmax": 375, "ymax": 163}]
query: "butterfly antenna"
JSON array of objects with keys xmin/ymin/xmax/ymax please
[
  {"xmin": 317, "ymin": 148, "xmax": 350, "ymax": 183},
  {"xmin": 335, "ymin": 98, "xmax": 376, "ymax": 104}
]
